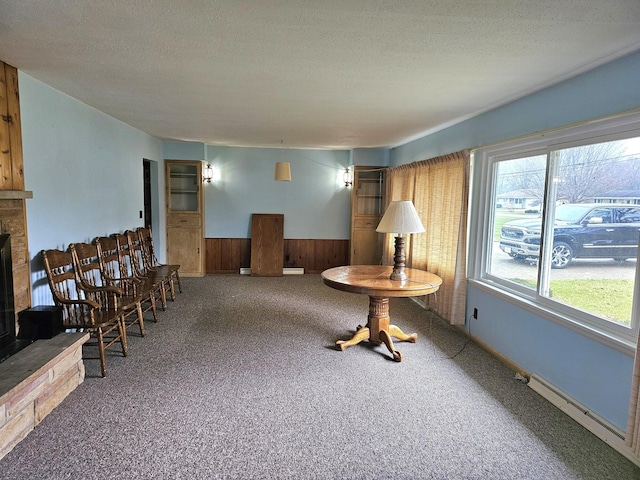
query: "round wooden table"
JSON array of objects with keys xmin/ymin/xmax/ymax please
[{"xmin": 321, "ymin": 265, "xmax": 442, "ymax": 361}]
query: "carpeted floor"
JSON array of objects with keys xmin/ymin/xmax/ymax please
[{"xmin": 1, "ymin": 274, "xmax": 639, "ymax": 479}]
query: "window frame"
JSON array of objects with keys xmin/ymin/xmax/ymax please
[{"xmin": 469, "ymin": 111, "xmax": 640, "ymax": 353}]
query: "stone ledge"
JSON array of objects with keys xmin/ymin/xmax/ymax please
[{"xmin": 0, "ymin": 333, "xmax": 88, "ymax": 460}]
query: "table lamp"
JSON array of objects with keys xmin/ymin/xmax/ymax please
[{"xmin": 376, "ymin": 200, "xmax": 425, "ymax": 281}]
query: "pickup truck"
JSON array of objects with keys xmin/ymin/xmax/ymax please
[{"xmin": 499, "ymin": 203, "xmax": 640, "ymax": 268}]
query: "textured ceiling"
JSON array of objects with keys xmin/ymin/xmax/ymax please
[{"xmin": 1, "ymin": 1, "xmax": 639, "ymax": 149}]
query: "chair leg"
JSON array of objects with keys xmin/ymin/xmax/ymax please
[
  {"xmin": 136, "ymin": 302, "xmax": 145, "ymax": 337},
  {"xmin": 168, "ymin": 278, "xmax": 176, "ymax": 302},
  {"xmin": 174, "ymin": 272, "xmax": 182, "ymax": 293},
  {"xmin": 159, "ymin": 284, "xmax": 167, "ymax": 311},
  {"xmin": 149, "ymin": 294, "xmax": 158, "ymax": 322},
  {"xmin": 119, "ymin": 317, "xmax": 128, "ymax": 357},
  {"xmin": 96, "ymin": 328, "xmax": 107, "ymax": 378}
]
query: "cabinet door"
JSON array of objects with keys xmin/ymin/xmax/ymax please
[
  {"xmin": 167, "ymin": 163, "xmax": 200, "ymax": 212},
  {"xmin": 167, "ymin": 226, "xmax": 203, "ymax": 276},
  {"xmin": 350, "ymin": 167, "xmax": 385, "ymax": 265},
  {"xmin": 351, "ymin": 228, "xmax": 382, "ymax": 265}
]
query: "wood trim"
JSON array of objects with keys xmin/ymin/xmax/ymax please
[
  {"xmin": 0, "ymin": 63, "xmax": 23, "ymax": 192},
  {"xmin": 6, "ymin": 64, "xmax": 23, "ymax": 191},
  {"xmin": 0, "ymin": 60, "xmax": 30, "ymax": 326},
  {"xmin": 0, "ymin": 191, "xmax": 33, "ymax": 200},
  {"xmin": 206, "ymin": 238, "xmax": 349, "ymax": 274}
]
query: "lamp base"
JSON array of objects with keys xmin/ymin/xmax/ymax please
[{"xmin": 390, "ymin": 235, "xmax": 406, "ymax": 281}]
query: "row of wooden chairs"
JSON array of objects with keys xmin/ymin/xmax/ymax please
[{"xmin": 41, "ymin": 227, "xmax": 181, "ymax": 377}]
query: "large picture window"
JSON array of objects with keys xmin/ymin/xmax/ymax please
[{"xmin": 472, "ymin": 113, "xmax": 640, "ymax": 346}]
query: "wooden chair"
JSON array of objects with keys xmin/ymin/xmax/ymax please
[
  {"xmin": 113, "ymin": 232, "xmax": 167, "ymax": 312},
  {"xmin": 137, "ymin": 226, "xmax": 181, "ymax": 296},
  {"xmin": 71, "ymin": 242, "xmax": 146, "ymax": 337},
  {"xmin": 96, "ymin": 235, "xmax": 158, "ymax": 322},
  {"xmin": 126, "ymin": 229, "xmax": 172, "ymax": 307},
  {"xmin": 128, "ymin": 228, "xmax": 177, "ymax": 306},
  {"xmin": 42, "ymin": 248, "xmax": 127, "ymax": 377}
]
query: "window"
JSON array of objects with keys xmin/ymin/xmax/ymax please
[{"xmin": 472, "ymin": 112, "xmax": 640, "ymax": 346}]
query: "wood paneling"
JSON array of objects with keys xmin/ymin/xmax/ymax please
[
  {"xmin": 0, "ymin": 60, "xmax": 30, "ymax": 328},
  {"xmin": 205, "ymin": 238, "xmax": 250, "ymax": 273},
  {"xmin": 0, "ymin": 63, "xmax": 23, "ymax": 191},
  {"xmin": 206, "ymin": 238, "xmax": 349, "ymax": 274},
  {"xmin": 284, "ymin": 239, "xmax": 350, "ymax": 273}
]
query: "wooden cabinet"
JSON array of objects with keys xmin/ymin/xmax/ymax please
[
  {"xmin": 165, "ymin": 161, "xmax": 205, "ymax": 277},
  {"xmin": 350, "ymin": 167, "xmax": 385, "ymax": 265}
]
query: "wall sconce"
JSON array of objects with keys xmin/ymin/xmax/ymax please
[
  {"xmin": 343, "ymin": 167, "xmax": 353, "ymax": 187},
  {"xmin": 203, "ymin": 163, "xmax": 214, "ymax": 183}
]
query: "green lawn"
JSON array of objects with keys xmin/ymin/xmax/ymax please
[
  {"xmin": 550, "ymin": 279, "xmax": 634, "ymax": 326},
  {"xmin": 512, "ymin": 278, "xmax": 634, "ymax": 326}
]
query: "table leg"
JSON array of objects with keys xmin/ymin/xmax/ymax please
[
  {"xmin": 389, "ymin": 324, "xmax": 418, "ymax": 343},
  {"xmin": 335, "ymin": 296, "xmax": 417, "ymax": 362},
  {"xmin": 379, "ymin": 329, "xmax": 402, "ymax": 362},
  {"xmin": 336, "ymin": 325, "xmax": 370, "ymax": 351}
]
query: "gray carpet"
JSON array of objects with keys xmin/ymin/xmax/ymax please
[{"xmin": 1, "ymin": 274, "xmax": 639, "ymax": 479}]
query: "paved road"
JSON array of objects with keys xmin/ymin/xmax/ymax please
[{"xmin": 490, "ymin": 243, "xmax": 637, "ymax": 281}]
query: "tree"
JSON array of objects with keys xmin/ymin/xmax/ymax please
[{"xmin": 556, "ymin": 141, "xmax": 629, "ymax": 203}]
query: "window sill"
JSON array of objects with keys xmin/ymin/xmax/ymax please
[{"xmin": 468, "ymin": 278, "xmax": 636, "ymax": 356}]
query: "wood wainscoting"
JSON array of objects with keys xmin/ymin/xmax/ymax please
[{"xmin": 205, "ymin": 238, "xmax": 349, "ymax": 274}]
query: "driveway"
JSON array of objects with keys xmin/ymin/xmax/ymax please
[{"xmin": 490, "ymin": 243, "xmax": 637, "ymax": 281}]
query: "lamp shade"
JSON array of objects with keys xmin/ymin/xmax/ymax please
[
  {"xmin": 376, "ymin": 200, "xmax": 425, "ymax": 234},
  {"xmin": 274, "ymin": 162, "xmax": 292, "ymax": 181}
]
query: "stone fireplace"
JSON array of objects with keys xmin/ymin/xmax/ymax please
[
  {"xmin": 0, "ymin": 193, "xmax": 89, "ymax": 460},
  {"xmin": 0, "ymin": 61, "xmax": 88, "ymax": 460}
]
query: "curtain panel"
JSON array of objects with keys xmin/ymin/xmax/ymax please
[
  {"xmin": 627, "ymin": 327, "xmax": 640, "ymax": 455},
  {"xmin": 384, "ymin": 150, "xmax": 470, "ymax": 325}
]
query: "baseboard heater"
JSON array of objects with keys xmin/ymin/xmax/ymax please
[
  {"xmin": 528, "ymin": 374, "xmax": 639, "ymax": 466},
  {"xmin": 239, "ymin": 267, "xmax": 304, "ymax": 275}
]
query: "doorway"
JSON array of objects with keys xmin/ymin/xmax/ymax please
[{"xmin": 143, "ymin": 160, "xmax": 152, "ymax": 228}]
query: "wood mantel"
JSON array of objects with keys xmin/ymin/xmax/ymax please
[{"xmin": 0, "ymin": 191, "xmax": 33, "ymax": 200}]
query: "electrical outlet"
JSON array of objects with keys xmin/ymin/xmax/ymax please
[{"xmin": 473, "ymin": 307, "xmax": 478, "ymax": 319}]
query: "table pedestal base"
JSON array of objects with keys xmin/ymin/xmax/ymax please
[{"xmin": 335, "ymin": 296, "xmax": 417, "ymax": 362}]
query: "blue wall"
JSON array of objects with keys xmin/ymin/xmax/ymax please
[
  {"xmin": 13, "ymin": 48, "xmax": 640, "ymax": 431},
  {"xmin": 19, "ymin": 73, "xmax": 164, "ymax": 305},
  {"xmin": 391, "ymin": 51, "xmax": 640, "ymax": 166},
  {"xmin": 389, "ymin": 50, "xmax": 640, "ymax": 430},
  {"xmin": 164, "ymin": 143, "xmax": 352, "ymax": 239}
]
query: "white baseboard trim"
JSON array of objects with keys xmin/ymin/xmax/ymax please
[
  {"xmin": 239, "ymin": 267, "xmax": 305, "ymax": 275},
  {"xmin": 283, "ymin": 267, "xmax": 304, "ymax": 275},
  {"xmin": 529, "ymin": 374, "xmax": 639, "ymax": 466}
]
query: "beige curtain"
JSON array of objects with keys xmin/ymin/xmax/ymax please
[
  {"xmin": 382, "ymin": 166, "xmax": 416, "ymax": 266},
  {"xmin": 384, "ymin": 150, "xmax": 470, "ymax": 325},
  {"xmin": 627, "ymin": 321, "xmax": 640, "ymax": 454}
]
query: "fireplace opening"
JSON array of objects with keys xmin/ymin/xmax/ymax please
[{"xmin": 0, "ymin": 233, "xmax": 32, "ymax": 363}]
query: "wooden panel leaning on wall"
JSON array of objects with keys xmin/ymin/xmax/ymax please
[{"xmin": 205, "ymin": 238, "xmax": 349, "ymax": 274}]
